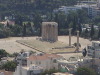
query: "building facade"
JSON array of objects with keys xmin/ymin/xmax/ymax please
[
  {"xmin": 27, "ymin": 54, "xmax": 62, "ymax": 71},
  {"xmin": 16, "ymin": 51, "xmax": 32, "ymax": 66},
  {"xmin": 14, "ymin": 53, "xmax": 63, "ymax": 75},
  {"xmin": 87, "ymin": 41, "xmax": 100, "ymax": 58},
  {"xmin": 14, "ymin": 64, "xmax": 43, "ymax": 75},
  {"xmin": 54, "ymin": 6, "xmax": 82, "ymax": 14},
  {"xmin": 97, "ymin": 0, "xmax": 100, "ymax": 8}
]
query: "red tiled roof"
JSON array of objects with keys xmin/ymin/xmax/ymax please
[
  {"xmin": 0, "ymin": 70, "xmax": 13, "ymax": 75},
  {"xmin": 45, "ymin": 54, "xmax": 62, "ymax": 58},
  {"xmin": 27, "ymin": 54, "xmax": 62, "ymax": 61},
  {"xmin": 53, "ymin": 72, "xmax": 73, "ymax": 75},
  {"xmin": 27, "ymin": 55, "xmax": 48, "ymax": 61}
]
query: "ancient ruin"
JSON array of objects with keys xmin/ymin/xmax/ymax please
[{"xmin": 42, "ymin": 22, "xmax": 58, "ymax": 42}]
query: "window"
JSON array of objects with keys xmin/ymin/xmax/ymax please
[
  {"xmin": 23, "ymin": 53, "xmax": 27, "ymax": 57},
  {"xmin": 88, "ymin": 46, "xmax": 90, "ymax": 49},
  {"xmin": 99, "ymin": 44, "xmax": 100, "ymax": 46}
]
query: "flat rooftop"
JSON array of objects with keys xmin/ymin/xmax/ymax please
[{"xmin": 92, "ymin": 41, "xmax": 100, "ymax": 43}]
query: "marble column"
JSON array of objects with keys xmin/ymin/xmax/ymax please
[{"xmin": 69, "ymin": 28, "xmax": 72, "ymax": 46}]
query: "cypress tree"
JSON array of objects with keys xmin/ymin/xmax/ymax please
[
  {"xmin": 85, "ymin": 28, "xmax": 88, "ymax": 38},
  {"xmin": 77, "ymin": 18, "xmax": 82, "ymax": 35},
  {"xmin": 23, "ymin": 23, "xmax": 26, "ymax": 36},
  {"xmin": 6, "ymin": 21, "xmax": 9, "ymax": 27},
  {"xmin": 90, "ymin": 24, "xmax": 94, "ymax": 40},
  {"xmin": 72, "ymin": 16, "xmax": 77, "ymax": 35},
  {"xmin": 98, "ymin": 28, "xmax": 100, "ymax": 40}
]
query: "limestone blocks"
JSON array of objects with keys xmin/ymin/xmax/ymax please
[{"xmin": 42, "ymin": 22, "xmax": 58, "ymax": 42}]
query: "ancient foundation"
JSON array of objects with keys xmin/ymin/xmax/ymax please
[{"xmin": 42, "ymin": 22, "xmax": 58, "ymax": 42}]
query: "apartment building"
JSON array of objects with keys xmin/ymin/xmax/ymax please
[
  {"xmin": 27, "ymin": 54, "xmax": 62, "ymax": 71},
  {"xmin": 14, "ymin": 53, "xmax": 63, "ymax": 75},
  {"xmin": 87, "ymin": 41, "xmax": 100, "ymax": 58}
]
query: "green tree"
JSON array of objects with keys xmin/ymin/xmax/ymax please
[
  {"xmin": 84, "ymin": 28, "xmax": 89, "ymax": 38},
  {"xmin": 11, "ymin": 25, "xmax": 23, "ymax": 36},
  {"xmin": 12, "ymin": 52, "xmax": 19, "ymax": 57},
  {"xmin": 54, "ymin": 12, "xmax": 67, "ymax": 35},
  {"xmin": 41, "ymin": 68, "xmax": 59, "ymax": 75},
  {"xmin": 72, "ymin": 16, "xmax": 78, "ymax": 35},
  {"xmin": 98, "ymin": 28, "xmax": 100, "ymax": 39},
  {"xmin": 33, "ymin": 12, "xmax": 42, "ymax": 29},
  {"xmin": 77, "ymin": 9, "xmax": 89, "ymax": 24},
  {"xmin": 15, "ymin": 15, "xmax": 23, "ymax": 26},
  {"xmin": 93, "ymin": 16, "xmax": 100, "ymax": 25},
  {"xmin": 27, "ymin": 22, "xmax": 31, "ymax": 27},
  {"xmin": 66, "ymin": 0, "xmax": 78, "ymax": 6},
  {"xmin": 0, "ymin": 49, "xmax": 8, "ymax": 60},
  {"xmin": 90, "ymin": 24, "xmax": 95, "ymax": 40},
  {"xmin": 77, "ymin": 18, "xmax": 82, "ymax": 35},
  {"xmin": 6, "ymin": 21, "xmax": 9, "ymax": 27},
  {"xmin": 54, "ymin": 13, "xmax": 58, "ymax": 23},
  {"xmin": 0, "ymin": 28, "xmax": 10, "ymax": 38},
  {"xmin": 76, "ymin": 67, "xmax": 96, "ymax": 75},
  {"xmin": 2, "ymin": 61, "xmax": 17, "ymax": 71},
  {"xmin": 23, "ymin": 23, "xmax": 26, "ymax": 36},
  {"xmin": 67, "ymin": 11, "xmax": 78, "ymax": 34}
]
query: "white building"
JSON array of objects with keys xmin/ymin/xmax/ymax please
[
  {"xmin": 57, "ymin": 56, "xmax": 94, "ymax": 74},
  {"xmin": 54, "ymin": 0, "xmax": 100, "ymax": 18},
  {"xmin": 54, "ymin": 6, "xmax": 82, "ymax": 14},
  {"xmin": 87, "ymin": 41, "xmax": 100, "ymax": 74},
  {"xmin": 87, "ymin": 41, "xmax": 100, "ymax": 58},
  {"xmin": 97, "ymin": 0, "xmax": 100, "ymax": 8},
  {"xmin": 14, "ymin": 53, "xmax": 63, "ymax": 75},
  {"xmin": 75, "ymin": 4, "xmax": 99, "ymax": 18},
  {"xmin": 57, "ymin": 56, "xmax": 83, "ymax": 74},
  {"xmin": 27, "ymin": 54, "xmax": 62, "ymax": 71},
  {"xmin": 14, "ymin": 64, "xmax": 43, "ymax": 75},
  {"xmin": 16, "ymin": 51, "xmax": 32, "ymax": 66}
]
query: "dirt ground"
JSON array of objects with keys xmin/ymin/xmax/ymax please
[
  {"xmin": 58, "ymin": 36, "xmax": 91, "ymax": 49},
  {"xmin": 0, "ymin": 36, "xmax": 91, "ymax": 54},
  {"xmin": 17, "ymin": 39, "xmax": 75, "ymax": 53},
  {"xmin": 58, "ymin": 53, "xmax": 83, "ymax": 60}
]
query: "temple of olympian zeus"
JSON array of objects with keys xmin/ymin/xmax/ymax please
[
  {"xmin": 42, "ymin": 22, "xmax": 58, "ymax": 42},
  {"xmin": 41, "ymin": 22, "xmax": 79, "ymax": 51}
]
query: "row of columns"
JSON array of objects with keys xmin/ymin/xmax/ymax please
[{"xmin": 69, "ymin": 28, "xmax": 79, "ymax": 51}]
